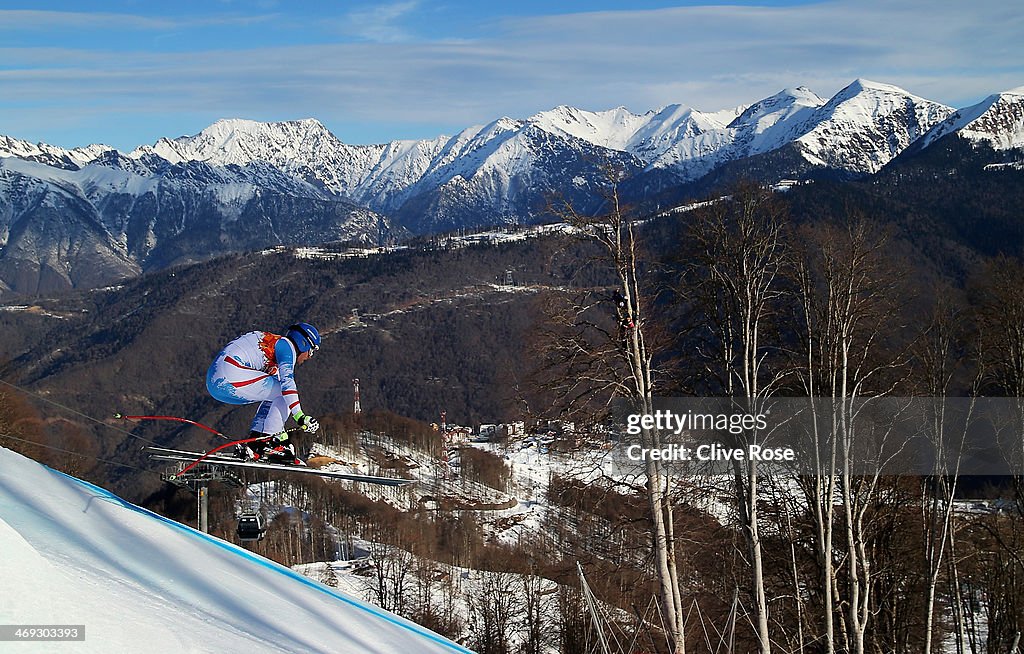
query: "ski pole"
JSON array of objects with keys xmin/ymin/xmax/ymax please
[{"xmin": 114, "ymin": 413, "xmax": 229, "ymax": 439}]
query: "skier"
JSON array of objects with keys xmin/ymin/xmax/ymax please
[{"xmin": 205, "ymin": 323, "xmax": 322, "ymax": 465}]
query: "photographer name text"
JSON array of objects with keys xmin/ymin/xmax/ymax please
[{"xmin": 626, "ymin": 443, "xmax": 795, "ymax": 462}]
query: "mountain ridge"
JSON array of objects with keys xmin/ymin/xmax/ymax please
[{"xmin": 1, "ymin": 79, "xmax": 1022, "ymax": 297}]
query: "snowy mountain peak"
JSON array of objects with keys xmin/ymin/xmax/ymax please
[
  {"xmin": 793, "ymin": 78, "xmax": 955, "ymax": 173},
  {"xmin": 822, "ymin": 78, "xmax": 942, "ymax": 115},
  {"xmin": 486, "ymin": 116, "xmax": 524, "ymax": 133},
  {"xmin": 842, "ymin": 78, "xmax": 914, "ymax": 96},
  {"xmin": 771, "ymin": 86, "xmax": 824, "ymax": 104},
  {"xmin": 0, "ymin": 135, "xmax": 115, "ymax": 170},
  {"xmin": 630, "ymin": 103, "xmax": 726, "ymax": 147},
  {"xmin": 199, "ymin": 116, "xmax": 331, "ymax": 140},
  {"xmin": 137, "ymin": 117, "xmax": 341, "ymax": 166},
  {"xmin": 528, "ymin": 105, "xmax": 650, "ymax": 151},
  {"xmin": 728, "ymin": 86, "xmax": 825, "ymax": 135},
  {"xmin": 917, "ymin": 87, "xmax": 1024, "ymax": 151}
]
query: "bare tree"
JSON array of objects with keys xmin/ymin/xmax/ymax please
[
  {"xmin": 468, "ymin": 571, "xmax": 523, "ymax": 654},
  {"xmin": 974, "ymin": 256, "xmax": 1024, "ymax": 399},
  {"xmin": 793, "ymin": 217, "xmax": 906, "ymax": 654},
  {"xmin": 539, "ymin": 164, "xmax": 686, "ymax": 652},
  {"xmin": 792, "ymin": 229, "xmax": 841, "ymax": 654},
  {"xmin": 520, "ymin": 569, "xmax": 552, "ymax": 654},
  {"xmin": 915, "ymin": 296, "xmax": 972, "ymax": 654},
  {"xmin": 687, "ymin": 181, "xmax": 792, "ymax": 654},
  {"xmin": 970, "ymin": 256, "xmax": 1024, "ymax": 652},
  {"xmin": 366, "ymin": 538, "xmax": 415, "ymax": 616},
  {"xmin": 974, "ymin": 256, "xmax": 1024, "ymax": 507}
]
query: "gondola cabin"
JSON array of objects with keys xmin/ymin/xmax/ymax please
[{"xmin": 237, "ymin": 512, "xmax": 266, "ymax": 542}]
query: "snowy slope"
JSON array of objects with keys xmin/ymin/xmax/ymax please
[
  {"xmin": 791, "ymin": 79, "xmax": 953, "ymax": 173},
  {"xmin": 916, "ymin": 87, "xmax": 1024, "ymax": 151},
  {"xmin": 0, "ymin": 447, "xmax": 471, "ymax": 654},
  {"xmin": 0, "ymin": 135, "xmax": 114, "ymax": 170}
]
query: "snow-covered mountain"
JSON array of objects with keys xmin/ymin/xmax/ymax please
[
  {"xmin": 915, "ymin": 86, "xmax": 1024, "ymax": 152},
  {"xmin": 0, "ymin": 446, "xmax": 470, "ymax": 654},
  {"xmin": 0, "ymin": 147, "xmax": 391, "ymax": 295},
  {"xmin": 0, "ymin": 78, "xmax": 1020, "ymax": 296},
  {"xmin": 0, "ymin": 134, "xmax": 114, "ymax": 170},
  {"xmin": 109, "ymin": 79, "xmax": 957, "ymax": 214},
  {"xmin": 138, "ymin": 115, "xmax": 644, "ymax": 233},
  {"xmin": 789, "ymin": 79, "xmax": 953, "ymax": 173}
]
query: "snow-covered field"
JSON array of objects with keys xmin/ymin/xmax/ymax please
[{"xmin": 0, "ymin": 447, "xmax": 471, "ymax": 654}]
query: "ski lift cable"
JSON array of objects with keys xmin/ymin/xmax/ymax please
[
  {"xmin": 116, "ymin": 414, "xmax": 304, "ymax": 443},
  {"xmin": 0, "ymin": 378, "xmax": 276, "ymax": 451},
  {"xmin": 0, "ymin": 379, "xmax": 280, "ymax": 486},
  {"xmin": 0, "ymin": 377, "xmax": 164, "ymax": 447},
  {"xmin": 0, "ymin": 431, "xmax": 161, "ymax": 478}
]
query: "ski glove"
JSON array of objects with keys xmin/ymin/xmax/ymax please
[{"xmin": 296, "ymin": 412, "xmax": 320, "ymax": 434}]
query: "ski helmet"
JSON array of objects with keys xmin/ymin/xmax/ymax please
[{"xmin": 286, "ymin": 322, "xmax": 321, "ymax": 354}]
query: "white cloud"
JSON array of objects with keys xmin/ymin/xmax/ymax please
[
  {"xmin": 0, "ymin": 1, "xmax": 1021, "ymax": 148},
  {"xmin": 0, "ymin": 10, "xmax": 174, "ymax": 30},
  {"xmin": 0, "ymin": 9, "xmax": 278, "ymax": 31},
  {"xmin": 337, "ymin": 1, "xmax": 421, "ymax": 43},
  {"xmin": 488, "ymin": 0, "xmax": 1024, "ymax": 108}
]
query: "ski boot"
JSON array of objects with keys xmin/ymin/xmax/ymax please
[
  {"xmin": 265, "ymin": 442, "xmax": 305, "ymax": 466},
  {"xmin": 237, "ymin": 431, "xmax": 275, "ymax": 461},
  {"xmin": 265, "ymin": 430, "xmax": 305, "ymax": 466}
]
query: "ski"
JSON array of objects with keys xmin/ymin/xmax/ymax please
[
  {"xmin": 144, "ymin": 447, "xmax": 413, "ymax": 486},
  {"xmin": 143, "ymin": 445, "xmax": 251, "ymax": 462}
]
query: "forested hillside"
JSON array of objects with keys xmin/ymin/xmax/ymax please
[
  {"xmin": 3, "ymin": 150, "xmax": 1023, "ymax": 495},
  {"xmin": 4, "ymin": 158, "xmax": 1024, "ymax": 652}
]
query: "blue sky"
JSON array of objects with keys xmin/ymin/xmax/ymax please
[{"xmin": 1, "ymin": 0, "xmax": 1022, "ymax": 151}]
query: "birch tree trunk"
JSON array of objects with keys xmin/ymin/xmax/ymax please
[
  {"xmin": 689, "ymin": 182, "xmax": 791, "ymax": 654},
  {"xmin": 793, "ymin": 219, "xmax": 903, "ymax": 654},
  {"xmin": 543, "ymin": 168, "xmax": 686, "ymax": 652},
  {"xmin": 917, "ymin": 300, "xmax": 968, "ymax": 654}
]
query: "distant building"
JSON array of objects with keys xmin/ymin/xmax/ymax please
[
  {"xmin": 471, "ymin": 422, "xmax": 527, "ymax": 442},
  {"xmin": 476, "ymin": 424, "xmax": 498, "ymax": 442}
]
